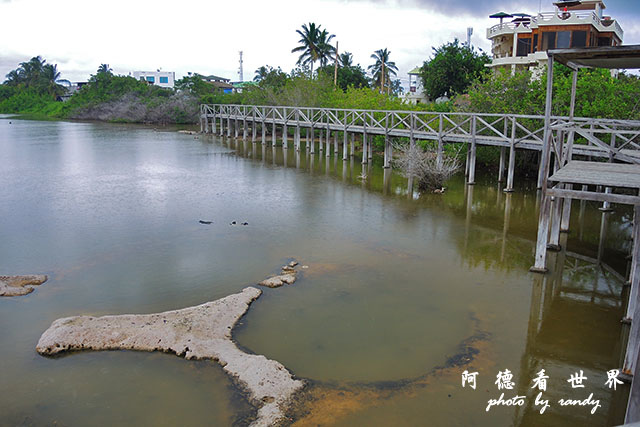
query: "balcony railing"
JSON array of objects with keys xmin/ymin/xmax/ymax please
[{"xmin": 488, "ymin": 11, "xmax": 623, "ymax": 40}]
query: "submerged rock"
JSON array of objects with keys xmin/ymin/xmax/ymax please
[
  {"xmin": 0, "ymin": 275, "xmax": 48, "ymax": 297},
  {"xmin": 36, "ymin": 286, "xmax": 304, "ymax": 426}
]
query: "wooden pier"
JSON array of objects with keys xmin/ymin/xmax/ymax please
[{"xmin": 199, "ymin": 104, "xmax": 635, "ymax": 191}]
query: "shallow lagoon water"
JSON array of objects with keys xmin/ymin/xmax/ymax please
[{"xmin": 0, "ymin": 117, "xmax": 631, "ymax": 426}]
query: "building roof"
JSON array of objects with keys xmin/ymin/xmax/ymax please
[
  {"xmin": 408, "ymin": 67, "xmax": 421, "ymax": 75},
  {"xmin": 550, "ymin": 45, "xmax": 640, "ymax": 69}
]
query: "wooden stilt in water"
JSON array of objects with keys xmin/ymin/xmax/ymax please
[
  {"xmin": 504, "ymin": 117, "xmax": 517, "ymax": 192},
  {"xmin": 623, "ymin": 206, "xmax": 640, "ymax": 380},
  {"xmin": 271, "ymin": 119, "xmax": 276, "ymax": 147},
  {"xmin": 283, "ymin": 123, "xmax": 288, "ymax": 149},
  {"xmin": 235, "ymin": 119, "xmax": 239, "ymax": 138},
  {"xmin": 343, "ymin": 130, "xmax": 348, "ymax": 160},
  {"xmin": 531, "ymin": 58, "xmax": 555, "ymax": 273},
  {"xmin": 368, "ymin": 137, "xmax": 372, "ymax": 160},
  {"xmin": 498, "ymin": 147, "xmax": 506, "ymax": 182},
  {"xmin": 310, "ymin": 125, "xmax": 315, "ymax": 154},
  {"xmin": 468, "ymin": 116, "xmax": 477, "ymax": 185},
  {"xmin": 305, "ymin": 128, "xmax": 309, "ymax": 151},
  {"xmin": 326, "ymin": 124, "xmax": 330, "ymax": 157},
  {"xmin": 362, "ymin": 130, "xmax": 368, "ymax": 164},
  {"xmin": 383, "ymin": 124, "xmax": 391, "ymax": 169},
  {"xmin": 261, "ymin": 120, "xmax": 266, "ymax": 145},
  {"xmin": 227, "ymin": 118, "xmax": 231, "ymax": 137},
  {"xmin": 350, "ymin": 133, "xmax": 355, "ymax": 157},
  {"xmin": 251, "ymin": 110, "xmax": 256, "ymax": 142},
  {"xmin": 294, "ymin": 111, "xmax": 300, "ymax": 152},
  {"xmin": 334, "ymin": 131, "xmax": 339, "ymax": 154}
]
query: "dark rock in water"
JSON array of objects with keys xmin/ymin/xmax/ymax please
[
  {"xmin": 242, "ymin": 222, "xmax": 249, "ymax": 226},
  {"xmin": 231, "ymin": 221, "xmax": 237, "ymax": 225},
  {"xmin": 199, "ymin": 220, "xmax": 213, "ymax": 225}
]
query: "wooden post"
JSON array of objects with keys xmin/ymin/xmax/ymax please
[
  {"xmin": 350, "ymin": 132, "xmax": 355, "ymax": 157},
  {"xmin": 283, "ymin": 122, "xmax": 288, "ymax": 149},
  {"xmin": 212, "ymin": 109, "xmax": 217, "ymax": 134},
  {"xmin": 410, "ymin": 113, "xmax": 415, "ymax": 149},
  {"xmin": 334, "ymin": 130, "xmax": 339, "ymax": 154},
  {"xmin": 227, "ymin": 117, "xmax": 231, "ymax": 137},
  {"xmin": 465, "ymin": 145, "xmax": 470, "ymax": 177},
  {"xmin": 468, "ymin": 115, "xmax": 477, "ymax": 185},
  {"xmin": 200, "ymin": 115, "xmax": 204, "ymax": 133},
  {"xmin": 368, "ymin": 136, "xmax": 373, "ymax": 160},
  {"xmin": 295, "ymin": 110, "xmax": 300, "ymax": 152},
  {"xmin": 235, "ymin": 118, "xmax": 239, "ymax": 138},
  {"xmin": 531, "ymin": 57, "xmax": 555, "ymax": 273},
  {"xmin": 271, "ymin": 118, "xmax": 276, "ymax": 147},
  {"xmin": 504, "ymin": 117, "xmax": 516, "ymax": 193},
  {"xmin": 251, "ymin": 109, "xmax": 256, "ymax": 142},
  {"xmin": 343, "ymin": 121, "xmax": 348, "ymax": 161},
  {"xmin": 437, "ymin": 114, "xmax": 443, "ymax": 169},
  {"xmin": 326, "ymin": 123, "xmax": 330, "ymax": 157},
  {"xmin": 310, "ymin": 125, "xmax": 315, "ymax": 154},
  {"xmin": 498, "ymin": 147, "xmax": 506, "ymax": 183},
  {"xmin": 305, "ymin": 128, "xmax": 310, "ymax": 151},
  {"xmin": 623, "ymin": 206, "xmax": 640, "ymax": 378},
  {"xmin": 362, "ymin": 129, "xmax": 368, "ymax": 164},
  {"xmin": 383, "ymin": 114, "xmax": 390, "ymax": 168},
  {"xmin": 261, "ymin": 117, "xmax": 266, "ymax": 145},
  {"xmin": 559, "ymin": 71, "xmax": 579, "ymax": 231}
]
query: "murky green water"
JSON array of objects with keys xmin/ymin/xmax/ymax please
[{"xmin": 0, "ymin": 117, "xmax": 632, "ymax": 426}]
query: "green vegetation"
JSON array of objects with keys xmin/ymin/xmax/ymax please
[
  {"xmin": 291, "ymin": 22, "xmax": 336, "ymax": 76},
  {"xmin": 368, "ymin": 48, "xmax": 399, "ymax": 94},
  {"xmin": 420, "ymin": 39, "xmax": 490, "ymax": 99}
]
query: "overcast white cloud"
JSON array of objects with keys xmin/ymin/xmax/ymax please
[{"xmin": 0, "ymin": 0, "xmax": 638, "ymax": 86}]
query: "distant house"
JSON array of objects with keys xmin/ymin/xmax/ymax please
[
  {"xmin": 132, "ymin": 71, "xmax": 175, "ymax": 88},
  {"xmin": 193, "ymin": 74, "xmax": 234, "ymax": 93},
  {"xmin": 57, "ymin": 81, "xmax": 88, "ymax": 102},
  {"xmin": 404, "ymin": 67, "xmax": 429, "ymax": 105},
  {"xmin": 232, "ymin": 81, "xmax": 258, "ymax": 94}
]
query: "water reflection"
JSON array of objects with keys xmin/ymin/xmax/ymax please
[{"xmin": 515, "ymin": 233, "xmax": 628, "ymax": 426}]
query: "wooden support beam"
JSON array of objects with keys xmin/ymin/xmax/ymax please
[
  {"xmin": 343, "ymin": 130, "xmax": 348, "ymax": 161},
  {"xmin": 261, "ymin": 120, "xmax": 266, "ymax": 145},
  {"xmin": 283, "ymin": 122, "xmax": 288, "ymax": 149},
  {"xmin": 362, "ymin": 129, "xmax": 368, "ymax": 164},
  {"xmin": 468, "ymin": 116, "xmax": 477, "ymax": 185},
  {"xmin": 437, "ymin": 114, "xmax": 443, "ymax": 169},
  {"xmin": 623, "ymin": 206, "xmax": 640, "ymax": 379},
  {"xmin": 383, "ymin": 117, "xmax": 390, "ymax": 169},
  {"xmin": 547, "ymin": 188, "xmax": 640, "ymax": 205},
  {"xmin": 251, "ymin": 110, "xmax": 256, "ymax": 142},
  {"xmin": 326, "ymin": 130, "xmax": 331, "ymax": 157},
  {"xmin": 498, "ymin": 147, "xmax": 506, "ymax": 183},
  {"xmin": 504, "ymin": 117, "xmax": 517, "ymax": 193},
  {"xmin": 310, "ymin": 125, "xmax": 315, "ymax": 154},
  {"xmin": 271, "ymin": 119, "xmax": 276, "ymax": 147},
  {"xmin": 334, "ymin": 130, "xmax": 339, "ymax": 154},
  {"xmin": 531, "ymin": 192, "xmax": 553, "ymax": 273},
  {"xmin": 350, "ymin": 132, "xmax": 355, "ymax": 157},
  {"xmin": 227, "ymin": 117, "xmax": 231, "ymax": 137}
]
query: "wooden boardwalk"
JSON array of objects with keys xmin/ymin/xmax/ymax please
[{"xmin": 200, "ymin": 104, "xmax": 640, "ymax": 191}]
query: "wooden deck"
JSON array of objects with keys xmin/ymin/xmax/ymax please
[{"xmin": 550, "ymin": 161, "xmax": 640, "ymax": 188}]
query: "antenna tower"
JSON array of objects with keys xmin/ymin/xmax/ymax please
[{"xmin": 238, "ymin": 51, "xmax": 244, "ymax": 82}]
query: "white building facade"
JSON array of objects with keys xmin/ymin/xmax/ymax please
[
  {"xmin": 132, "ymin": 71, "xmax": 176, "ymax": 88},
  {"xmin": 486, "ymin": 1, "xmax": 623, "ymax": 74},
  {"xmin": 404, "ymin": 67, "xmax": 429, "ymax": 105}
]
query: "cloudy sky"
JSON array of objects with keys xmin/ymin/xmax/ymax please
[{"xmin": 1, "ymin": 0, "xmax": 639, "ymax": 87}]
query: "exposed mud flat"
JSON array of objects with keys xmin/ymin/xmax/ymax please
[
  {"xmin": 36, "ymin": 286, "xmax": 304, "ymax": 426},
  {"xmin": 0, "ymin": 275, "xmax": 47, "ymax": 297}
]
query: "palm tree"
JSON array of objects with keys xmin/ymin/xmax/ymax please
[
  {"xmin": 317, "ymin": 29, "xmax": 336, "ymax": 67},
  {"xmin": 368, "ymin": 48, "xmax": 398, "ymax": 94},
  {"xmin": 97, "ymin": 64, "xmax": 112, "ymax": 74},
  {"xmin": 339, "ymin": 52, "xmax": 354, "ymax": 68},
  {"xmin": 291, "ymin": 22, "xmax": 335, "ymax": 76},
  {"xmin": 254, "ymin": 65, "xmax": 270, "ymax": 82}
]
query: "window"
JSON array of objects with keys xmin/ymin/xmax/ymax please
[
  {"xmin": 146, "ymin": 76, "xmax": 155, "ymax": 83},
  {"xmin": 557, "ymin": 31, "xmax": 571, "ymax": 48},
  {"xmin": 542, "ymin": 32, "xmax": 556, "ymax": 51},
  {"xmin": 533, "ymin": 34, "xmax": 539, "ymax": 52},
  {"xmin": 159, "ymin": 76, "xmax": 169, "ymax": 84},
  {"xmin": 571, "ymin": 31, "xmax": 587, "ymax": 47},
  {"xmin": 516, "ymin": 38, "xmax": 531, "ymax": 57},
  {"xmin": 598, "ymin": 36, "xmax": 612, "ymax": 46}
]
